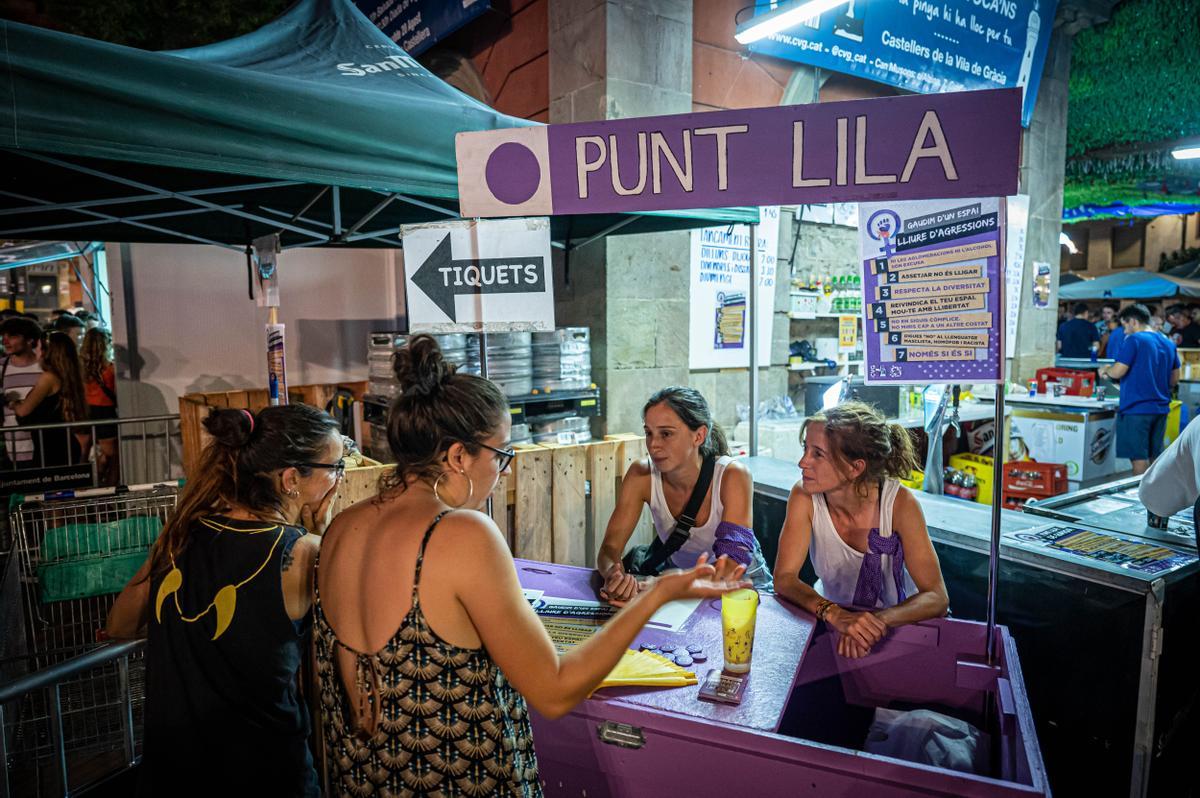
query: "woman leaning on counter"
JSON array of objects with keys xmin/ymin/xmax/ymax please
[
  {"xmin": 596, "ymin": 386, "xmax": 774, "ymax": 605},
  {"xmin": 774, "ymin": 401, "xmax": 950, "ymax": 659}
]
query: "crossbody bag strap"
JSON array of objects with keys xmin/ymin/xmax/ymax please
[{"xmin": 639, "ymin": 455, "xmax": 717, "ymax": 573}]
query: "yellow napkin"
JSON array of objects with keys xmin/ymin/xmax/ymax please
[{"xmin": 590, "ymin": 649, "xmax": 698, "ymax": 695}]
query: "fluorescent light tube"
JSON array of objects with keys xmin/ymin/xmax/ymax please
[
  {"xmin": 735, "ymin": 0, "xmax": 852, "ymax": 45},
  {"xmin": 1171, "ymin": 146, "xmax": 1200, "ymax": 160}
]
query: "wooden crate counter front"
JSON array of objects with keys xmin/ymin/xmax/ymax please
[
  {"xmin": 178, "ymin": 381, "xmax": 366, "ymax": 477},
  {"xmin": 491, "ymin": 434, "xmax": 655, "ymax": 567}
]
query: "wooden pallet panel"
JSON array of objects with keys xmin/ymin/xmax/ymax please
[
  {"xmin": 329, "ymin": 460, "xmax": 387, "ymax": 520},
  {"xmin": 512, "ymin": 447, "xmax": 553, "ymax": 562},
  {"xmin": 490, "ymin": 473, "xmax": 511, "ymax": 550},
  {"xmin": 607, "ymin": 434, "xmax": 656, "ymax": 551},
  {"xmin": 586, "ymin": 440, "xmax": 621, "ymax": 569},
  {"xmin": 548, "ymin": 444, "xmax": 588, "ymax": 567}
]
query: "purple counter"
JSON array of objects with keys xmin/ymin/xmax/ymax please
[{"xmin": 517, "ymin": 559, "xmax": 1050, "ymax": 798}]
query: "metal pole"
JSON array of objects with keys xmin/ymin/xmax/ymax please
[
  {"xmin": 985, "ymin": 391, "xmax": 1005, "ymax": 664},
  {"xmin": 748, "ymin": 223, "xmax": 759, "ymax": 457}
]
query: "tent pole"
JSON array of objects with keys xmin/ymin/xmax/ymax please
[
  {"xmin": 0, "ymin": 187, "xmax": 241, "ymax": 250},
  {"xmin": 0, "ymin": 205, "xmax": 247, "ymax": 238},
  {"xmin": 0, "ymin": 180, "xmax": 301, "ymax": 218},
  {"xmin": 749, "ymin": 222, "xmax": 759, "ymax": 457},
  {"xmin": 332, "ymin": 187, "xmax": 342, "ymax": 236},
  {"xmin": 16, "ymin": 152, "xmax": 329, "ymax": 241}
]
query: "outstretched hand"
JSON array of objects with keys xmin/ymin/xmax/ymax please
[
  {"xmin": 300, "ymin": 482, "xmax": 340, "ymax": 536},
  {"xmin": 653, "ymin": 553, "xmax": 750, "ymax": 603}
]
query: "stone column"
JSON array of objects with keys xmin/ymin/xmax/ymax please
[
  {"xmin": 1011, "ymin": 31, "xmax": 1073, "ymax": 382},
  {"xmin": 549, "ymin": 1, "xmax": 694, "ymax": 435}
]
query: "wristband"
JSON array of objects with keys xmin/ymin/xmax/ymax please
[{"xmin": 814, "ymin": 598, "xmax": 835, "ymax": 621}]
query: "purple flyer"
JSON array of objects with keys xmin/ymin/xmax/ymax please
[{"xmin": 858, "ymin": 198, "xmax": 1006, "ymax": 385}]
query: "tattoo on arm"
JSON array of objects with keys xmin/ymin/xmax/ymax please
[{"xmin": 281, "ymin": 541, "xmax": 296, "ymax": 572}]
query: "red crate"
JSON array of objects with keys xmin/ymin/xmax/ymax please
[
  {"xmin": 1035, "ymin": 368, "xmax": 1095, "ymax": 397},
  {"xmin": 1002, "ymin": 491, "xmax": 1041, "ymax": 511},
  {"xmin": 1003, "ymin": 461, "xmax": 1069, "ymax": 495}
]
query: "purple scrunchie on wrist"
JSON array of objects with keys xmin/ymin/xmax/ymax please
[{"xmin": 712, "ymin": 521, "xmax": 756, "ymax": 567}]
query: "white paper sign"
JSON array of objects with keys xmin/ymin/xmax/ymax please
[
  {"xmin": 1004, "ymin": 194, "xmax": 1029, "ymax": 354},
  {"xmin": 402, "ymin": 217, "xmax": 555, "ymax": 332},
  {"xmin": 688, "ymin": 207, "xmax": 780, "ymax": 369}
]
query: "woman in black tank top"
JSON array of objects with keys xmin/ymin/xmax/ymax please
[{"xmin": 106, "ymin": 404, "xmax": 344, "ymax": 797}]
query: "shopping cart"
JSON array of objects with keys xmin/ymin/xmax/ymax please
[{"xmin": 3, "ymin": 482, "xmax": 180, "ymax": 796}]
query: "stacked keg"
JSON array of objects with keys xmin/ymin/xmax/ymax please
[
  {"xmin": 465, "ymin": 332, "xmax": 534, "ymax": 398},
  {"xmin": 367, "ymin": 332, "xmax": 477, "ymax": 399},
  {"xmin": 530, "ymin": 416, "xmax": 592, "ymax": 445},
  {"xmin": 532, "ymin": 327, "xmax": 592, "ymax": 392}
]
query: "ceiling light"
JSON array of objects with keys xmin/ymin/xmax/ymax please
[
  {"xmin": 735, "ymin": 0, "xmax": 852, "ymax": 45},
  {"xmin": 1171, "ymin": 146, "xmax": 1200, "ymax": 160}
]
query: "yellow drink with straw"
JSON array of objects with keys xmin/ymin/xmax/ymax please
[{"xmin": 721, "ymin": 589, "xmax": 758, "ymax": 673}]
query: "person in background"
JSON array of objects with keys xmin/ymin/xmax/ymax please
[
  {"xmin": 81, "ymin": 328, "xmax": 119, "ymax": 485},
  {"xmin": 596, "ymin": 386, "xmax": 774, "ymax": 604},
  {"xmin": 106, "ymin": 405, "xmax": 343, "ymax": 798},
  {"xmin": 51, "ymin": 312, "xmax": 86, "ymax": 347},
  {"xmin": 8, "ymin": 331, "xmax": 86, "ymax": 468},
  {"xmin": 312, "ymin": 336, "xmax": 747, "ymax": 796},
  {"xmin": 1166, "ymin": 304, "xmax": 1200, "ymax": 348},
  {"xmin": 774, "ymin": 401, "xmax": 949, "ymax": 659},
  {"xmin": 1103, "ymin": 315, "xmax": 1126, "ymax": 360},
  {"xmin": 1096, "ymin": 303, "xmax": 1118, "ymax": 338},
  {"xmin": 1101, "ymin": 303, "xmax": 1181, "ymax": 475},
  {"xmin": 1057, "ymin": 301, "xmax": 1100, "ymax": 358},
  {"xmin": 1, "ymin": 316, "xmax": 43, "ymax": 468}
]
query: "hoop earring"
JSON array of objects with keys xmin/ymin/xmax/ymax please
[{"xmin": 432, "ymin": 470, "xmax": 474, "ymax": 508}]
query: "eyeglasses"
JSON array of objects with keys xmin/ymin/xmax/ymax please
[
  {"xmin": 476, "ymin": 442, "xmax": 515, "ymax": 472},
  {"xmin": 298, "ymin": 459, "xmax": 346, "ymax": 478}
]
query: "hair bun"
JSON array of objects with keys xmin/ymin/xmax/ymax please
[
  {"xmin": 203, "ymin": 408, "xmax": 254, "ymax": 448},
  {"xmin": 393, "ymin": 334, "xmax": 454, "ymax": 398}
]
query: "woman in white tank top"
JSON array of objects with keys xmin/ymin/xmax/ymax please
[
  {"xmin": 774, "ymin": 401, "xmax": 949, "ymax": 658},
  {"xmin": 596, "ymin": 387, "xmax": 773, "ymax": 604}
]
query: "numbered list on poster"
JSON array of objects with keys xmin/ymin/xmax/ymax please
[{"xmin": 858, "ymin": 198, "xmax": 1006, "ymax": 385}]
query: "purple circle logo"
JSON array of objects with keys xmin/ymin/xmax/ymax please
[{"xmin": 485, "ymin": 142, "xmax": 541, "ymax": 206}]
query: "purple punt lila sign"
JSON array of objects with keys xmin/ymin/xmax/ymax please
[{"xmin": 456, "ymin": 88, "xmax": 1021, "ymax": 218}]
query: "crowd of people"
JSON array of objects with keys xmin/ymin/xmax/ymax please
[
  {"xmin": 106, "ymin": 333, "xmax": 949, "ymax": 797},
  {"xmin": 1, "ymin": 307, "xmax": 118, "ymax": 482}
]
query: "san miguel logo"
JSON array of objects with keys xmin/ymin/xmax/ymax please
[{"xmin": 336, "ymin": 53, "xmax": 424, "ymax": 77}]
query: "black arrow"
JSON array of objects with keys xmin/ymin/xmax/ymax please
[{"xmin": 411, "ymin": 235, "xmax": 547, "ymax": 321}]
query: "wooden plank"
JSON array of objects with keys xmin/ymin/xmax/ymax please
[
  {"xmin": 490, "ymin": 473, "xmax": 511, "ymax": 551},
  {"xmin": 329, "ymin": 460, "xmax": 387, "ymax": 520},
  {"xmin": 512, "ymin": 447, "xmax": 553, "ymax": 562},
  {"xmin": 225, "ymin": 391, "xmax": 250, "ymax": 409},
  {"xmin": 178, "ymin": 396, "xmax": 207, "ymax": 478},
  {"xmin": 549, "ymin": 443, "xmax": 588, "ymax": 567},
  {"xmin": 586, "ymin": 441, "xmax": 620, "ymax": 569},
  {"xmin": 609, "ymin": 434, "xmax": 656, "ymax": 551}
]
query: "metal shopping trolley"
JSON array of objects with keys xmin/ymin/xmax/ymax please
[{"xmin": 3, "ymin": 482, "xmax": 180, "ymax": 796}]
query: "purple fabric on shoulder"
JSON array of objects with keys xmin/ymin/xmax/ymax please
[{"xmin": 713, "ymin": 521, "xmax": 755, "ymax": 566}]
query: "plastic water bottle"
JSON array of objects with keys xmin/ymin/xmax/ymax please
[{"xmin": 1090, "ymin": 342, "xmax": 1099, "ymax": 363}]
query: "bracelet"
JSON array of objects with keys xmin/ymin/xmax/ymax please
[{"xmin": 814, "ymin": 598, "xmax": 835, "ymax": 621}]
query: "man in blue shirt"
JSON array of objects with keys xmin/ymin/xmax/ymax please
[
  {"xmin": 1101, "ymin": 303, "xmax": 1181, "ymax": 474},
  {"xmin": 1057, "ymin": 302, "xmax": 1100, "ymax": 358}
]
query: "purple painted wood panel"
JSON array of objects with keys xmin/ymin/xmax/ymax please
[{"xmin": 517, "ymin": 559, "xmax": 1050, "ymax": 797}]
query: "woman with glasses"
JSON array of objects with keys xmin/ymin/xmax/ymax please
[
  {"xmin": 312, "ymin": 334, "xmax": 748, "ymax": 797},
  {"xmin": 106, "ymin": 404, "xmax": 343, "ymax": 797}
]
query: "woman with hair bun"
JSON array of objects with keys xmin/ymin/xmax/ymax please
[
  {"xmin": 313, "ymin": 336, "xmax": 747, "ymax": 797},
  {"xmin": 774, "ymin": 401, "xmax": 949, "ymax": 659},
  {"xmin": 596, "ymin": 386, "xmax": 773, "ymax": 605},
  {"xmin": 106, "ymin": 404, "xmax": 343, "ymax": 797}
]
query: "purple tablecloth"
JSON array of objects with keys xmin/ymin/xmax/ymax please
[{"xmin": 515, "ymin": 559, "xmax": 815, "ymax": 732}]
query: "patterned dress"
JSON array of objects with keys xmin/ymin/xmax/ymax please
[{"xmin": 313, "ymin": 511, "xmax": 542, "ymax": 797}]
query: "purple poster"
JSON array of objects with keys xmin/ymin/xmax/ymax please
[
  {"xmin": 858, "ymin": 197, "xmax": 1005, "ymax": 385},
  {"xmin": 457, "ymin": 89, "xmax": 1021, "ymax": 219}
]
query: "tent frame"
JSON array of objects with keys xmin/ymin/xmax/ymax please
[{"xmin": 0, "ymin": 151, "xmax": 643, "ymax": 253}]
